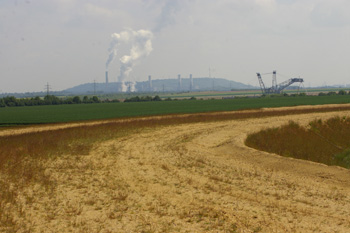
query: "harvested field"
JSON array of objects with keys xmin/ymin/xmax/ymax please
[{"xmin": 1, "ymin": 105, "xmax": 350, "ymax": 232}]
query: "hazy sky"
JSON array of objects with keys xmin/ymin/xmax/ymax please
[{"xmin": 1, "ymin": 0, "xmax": 350, "ymax": 93}]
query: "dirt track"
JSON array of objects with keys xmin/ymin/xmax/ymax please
[{"xmin": 4, "ymin": 105, "xmax": 350, "ymax": 232}]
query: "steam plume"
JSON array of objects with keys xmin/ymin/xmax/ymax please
[
  {"xmin": 105, "ymin": 29, "xmax": 153, "ymax": 92},
  {"xmin": 119, "ymin": 29, "xmax": 153, "ymax": 82},
  {"xmin": 120, "ymin": 81, "xmax": 127, "ymax": 92},
  {"xmin": 105, "ymin": 30, "xmax": 132, "ymax": 70},
  {"xmin": 153, "ymin": 0, "xmax": 181, "ymax": 32},
  {"xmin": 129, "ymin": 81, "xmax": 136, "ymax": 92}
]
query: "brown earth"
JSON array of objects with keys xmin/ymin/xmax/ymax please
[{"xmin": 2, "ymin": 105, "xmax": 350, "ymax": 232}]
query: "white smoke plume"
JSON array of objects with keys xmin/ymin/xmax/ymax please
[
  {"xmin": 118, "ymin": 29, "xmax": 153, "ymax": 83},
  {"xmin": 153, "ymin": 0, "xmax": 182, "ymax": 32},
  {"xmin": 105, "ymin": 30, "xmax": 133, "ymax": 70},
  {"xmin": 120, "ymin": 81, "xmax": 128, "ymax": 92},
  {"xmin": 105, "ymin": 29, "xmax": 153, "ymax": 92},
  {"xmin": 129, "ymin": 81, "xmax": 136, "ymax": 92},
  {"xmin": 105, "ymin": 34, "xmax": 121, "ymax": 70}
]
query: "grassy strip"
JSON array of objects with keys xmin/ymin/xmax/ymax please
[
  {"xmin": 1, "ymin": 95, "xmax": 350, "ymax": 125},
  {"xmin": 245, "ymin": 116, "xmax": 350, "ymax": 169}
]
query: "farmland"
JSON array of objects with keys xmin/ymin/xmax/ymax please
[
  {"xmin": 1, "ymin": 94, "xmax": 350, "ymax": 125},
  {"xmin": 1, "ymin": 104, "xmax": 350, "ymax": 232}
]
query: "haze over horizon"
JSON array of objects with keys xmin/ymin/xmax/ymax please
[{"xmin": 1, "ymin": 0, "xmax": 349, "ymax": 93}]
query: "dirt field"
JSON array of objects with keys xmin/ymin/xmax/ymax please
[{"xmin": 2, "ymin": 105, "xmax": 350, "ymax": 232}]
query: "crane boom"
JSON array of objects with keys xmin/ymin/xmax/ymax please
[{"xmin": 276, "ymin": 78, "xmax": 304, "ymax": 93}]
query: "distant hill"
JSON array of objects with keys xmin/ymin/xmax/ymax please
[
  {"xmin": 0, "ymin": 78, "xmax": 256, "ymax": 98},
  {"xmin": 63, "ymin": 77, "xmax": 255, "ymax": 95}
]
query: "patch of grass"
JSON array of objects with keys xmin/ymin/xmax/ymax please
[
  {"xmin": 333, "ymin": 149, "xmax": 350, "ymax": 169},
  {"xmin": 245, "ymin": 116, "xmax": 350, "ymax": 168}
]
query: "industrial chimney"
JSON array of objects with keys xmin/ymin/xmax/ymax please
[
  {"xmin": 148, "ymin": 75, "xmax": 152, "ymax": 92},
  {"xmin": 105, "ymin": 71, "xmax": 109, "ymax": 84},
  {"xmin": 178, "ymin": 74, "xmax": 182, "ymax": 92},
  {"xmin": 189, "ymin": 74, "xmax": 193, "ymax": 92}
]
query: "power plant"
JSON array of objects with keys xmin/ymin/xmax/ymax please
[
  {"xmin": 103, "ymin": 72, "xmax": 197, "ymax": 93},
  {"xmin": 68, "ymin": 73, "xmax": 257, "ymax": 95},
  {"xmin": 257, "ymin": 71, "xmax": 304, "ymax": 95}
]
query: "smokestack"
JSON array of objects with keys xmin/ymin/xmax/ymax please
[
  {"xmin": 189, "ymin": 74, "xmax": 193, "ymax": 92},
  {"xmin": 105, "ymin": 71, "xmax": 109, "ymax": 84},
  {"xmin": 148, "ymin": 75, "xmax": 152, "ymax": 92},
  {"xmin": 178, "ymin": 74, "xmax": 182, "ymax": 92}
]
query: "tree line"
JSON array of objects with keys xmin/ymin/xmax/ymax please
[
  {"xmin": 123, "ymin": 95, "xmax": 162, "ymax": 102},
  {"xmin": 0, "ymin": 95, "xmax": 165, "ymax": 107},
  {"xmin": 318, "ymin": 90, "xmax": 349, "ymax": 96},
  {"xmin": 0, "ymin": 95, "xmax": 103, "ymax": 107}
]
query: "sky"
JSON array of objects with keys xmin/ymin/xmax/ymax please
[{"xmin": 0, "ymin": 0, "xmax": 350, "ymax": 93}]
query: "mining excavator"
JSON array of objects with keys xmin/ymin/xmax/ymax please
[{"xmin": 257, "ymin": 71, "xmax": 304, "ymax": 94}]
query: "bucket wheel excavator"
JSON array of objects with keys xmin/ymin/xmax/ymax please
[{"xmin": 257, "ymin": 71, "xmax": 304, "ymax": 95}]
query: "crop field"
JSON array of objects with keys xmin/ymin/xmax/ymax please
[
  {"xmin": 1, "ymin": 104, "xmax": 350, "ymax": 232},
  {"xmin": 1, "ymin": 95, "xmax": 350, "ymax": 125}
]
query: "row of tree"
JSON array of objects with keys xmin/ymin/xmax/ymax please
[
  {"xmin": 0, "ymin": 94, "xmax": 166, "ymax": 107},
  {"xmin": 318, "ymin": 90, "xmax": 350, "ymax": 96},
  {"xmin": 0, "ymin": 95, "xmax": 102, "ymax": 107},
  {"xmin": 123, "ymin": 95, "xmax": 162, "ymax": 102}
]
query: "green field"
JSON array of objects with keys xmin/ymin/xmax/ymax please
[{"xmin": 1, "ymin": 95, "xmax": 350, "ymax": 125}]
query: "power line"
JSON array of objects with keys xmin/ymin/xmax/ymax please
[{"xmin": 45, "ymin": 82, "xmax": 51, "ymax": 96}]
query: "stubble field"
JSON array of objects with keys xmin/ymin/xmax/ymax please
[{"xmin": 1, "ymin": 104, "xmax": 350, "ymax": 232}]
